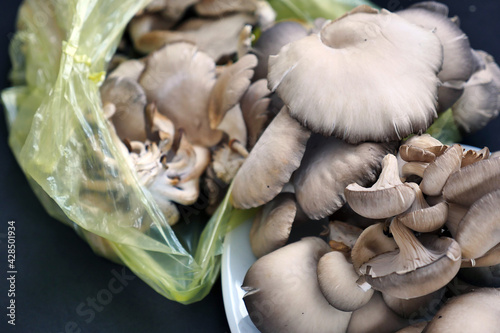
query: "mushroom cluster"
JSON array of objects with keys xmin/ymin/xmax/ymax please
[{"xmin": 237, "ymin": 2, "xmax": 500, "ymax": 332}]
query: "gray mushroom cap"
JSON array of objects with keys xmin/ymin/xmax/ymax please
[
  {"xmin": 100, "ymin": 77, "xmax": 147, "ymax": 142},
  {"xmin": 347, "ymin": 292, "xmax": 409, "ymax": 333},
  {"xmin": 345, "ymin": 154, "xmax": 416, "ymax": 219},
  {"xmin": 419, "ymin": 144, "xmax": 462, "ymax": 196},
  {"xmin": 252, "ymin": 21, "xmax": 308, "ymax": 81},
  {"xmin": 442, "ymin": 157, "xmax": 500, "ymax": 207},
  {"xmin": 382, "ymin": 287, "xmax": 445, "ymax": 319},
  {"xmin": 268, "ymin": 6, "xmax": 442, "ymax": 143},
  {"xmin": 455, "ymin": 189, "xmax": 500, "ymax": 260},
  {"xmin": 318, "ymin": 250, "xmax": 374, "ymax": 312},
  {"xmin": 249, "ymin": 192, "xmax": 300, "ymax": 258},
  {"xmin": 423, "ymin": 288, "xmax": 500, "ymax": 332},
  {"xmin": 231, "ymin": 106, "xmax": 311, "ymax": 209},
  {"xmin": 293, "ymin": 135, "xmax": 396, "ymax": 220},
  {"xmin": 242, "ymin": 237, "xmax": 352, "ymax": 333}
]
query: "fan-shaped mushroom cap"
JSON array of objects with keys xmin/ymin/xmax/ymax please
[
  {"xmin": 268, "ymin": 6, "xmax": 442, "ymax": 143},
  {"xmin": 252, "ymin": 21, "xmax": 308, "ymax": 81},
  {"xmin": 398, "ymin": 183, "xmax": 448, "ymax": 233},
  {"xmin": 240, "ymin": 79, "xmax": 271, "ymax": 148},
  {"xmin": 452, "ymin": 51, "xmax": 500, "ymax": 133},
  {"xmin": 455, "ymin": 189, "xmax": 500, "ymax": 260},
  {"xmin": 242, "ymin": 237, "xmax": 352, "ymax": 333},
  {"xmin": 231, "ymin": 107, "xmax": 311, "ymax": 209},
  {"xmin": 249, "ymin": 193, "xmax": 301, "ymax": 258},
  {"xmin": 397, "ymin": 134, "xmax": 444, "ymax": 178},
  {"xmin": 351, "ymin": 222, "xmax": 398, "ymax": 274},
  {"xmin": 100, "ymin": 77, "xmax": 147, "ymax": 142},
  {"xmin": 461, "ymin": 244, "xmax": 500, "ymax": 268},
  {"xmin": 143, "ymin": 0, "xmax": 198, "ymax": 22},
  {"xmin": 382, "ymin": 287, "xmax": 445, "ymax": 319},
  {"xmin": 442, "ymin": 157, "xmax": 500, "ymax": 207},
  {"xmin": 347, "ymin": 292, "xmax": 409, "ymax": 333},
  {"xmin": 397, "ymin": 3, "xmax": 474, "ymax": 111},
  {"xmin": 461, "ymin": 146, "xmax": 490, "ymax": 168},
  {"xmin": 207, "ymin": 54, "xmax": 257, "ymax": 129},
  {"xmin": 139, "ymin": 42, "xmax": 223, "ymax": 147},
  {"xmin": 345, "ymin": 154, "xmax": 416, "ymax": 219},
  {"xmin": 108, "ymin": 59, "xmax": 145, "ymax": 81},
  {"xmin": 327, "ymin": 221, "xmax": 363, "ymax": 251},
  {"xmin": 423, "ymin": 288, "xmax": 500, "ymax": 332},
  {"xmin": 318, "ymin": 250, "xmax": 374, "ymax": 312},
  {"xmin": 294, "ymin": 135, "xmax": 395, "ymax": 220},
  {"xmin": 359, "ymin": 218, "xmax": 461, "ymax": 299},
  {"xmin": 420, "ymin": 144, "xmax": 462, "ymax": 196}
]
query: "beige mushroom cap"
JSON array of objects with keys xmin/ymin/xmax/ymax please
[
  {"xmin": 420, "ymin": 144, "xmax": 462, "ymax": 196},
  {"xmin": 139, "ymin": 42, "xmax": 223, "ymax": 147},
  {"xmin": 242, "ymin": 237, "xmax": 352, "ymax": 333},
  {"xmin": 423, "ymin": 288, "xmax": 500, "ymax": 332},
  {"xmin": 231, "ymin": 107, "xmax": 311, "ymax": 209},
  {"xmin": 268, "ymin": 6, "xmax": 442, "ymax": 143}
]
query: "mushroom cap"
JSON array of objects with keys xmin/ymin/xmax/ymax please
[
  {"xmin": 242, "ymin": 237, "xmax": 352, "ymax": 333},
  {"xmin": 455, "ymin": 189, "xmax": 500, "ymax": 259},
  {"xmin": 267, "ymin": 7, "xmax": 442, "ymax": 143},
  {"xmin": 252, "ymin": 21, "xmax": 308, "ymax": 81},
  {"xmin": 351, "ymin": 222, "xmax": 398, "ymax": 274},
  {"xmin": 293, "ymin": 134, "xmax": 395, "ymax": 220},
  {"xmin": 395, "ymin": 322, "xmax": 428, "ymax": 333},
  {"xmin": 207, "ymin": 54, "xmax": 257, "ymax": 129},
  {"xmin": 420, "ymin": 144, "xmax": 462, "ymax": 196},
  {"xmin": 108, "ymin": 59, "xmax": 145, "ymax": 81},
  {"xmin": 361, "ymin": 220, "xmax": 461, "ymax": 299},
  {"xmin": 398, "ymin": 183, "xmax": 448, "ymax": 233},
  {"xmin": 382, "ymin": 287, "xmax": 445, "ymax": 319},
  {"xmin": 397, "ymin": 5, "xmax": 474, "ymax": 84},
  {"xmin": 100, "ymin": 77, "xmax": 147, "ymax": 142},
  {"xmin": 347, "ymin": 292, "xmax": 409, "ymax": 333},
  {"xmin": 318, "ymin": 250, "xmax": 374, "ymax": 312},
  {"xmin": 452, "ymin": 51, "xmax": 500, "ymax": 133},
  {"xmin": 345, "ymin": 154, "xmax": 417, "ymax": 219},
  {"xmin": 249, "ymin": 193, "xmax": 298, "ymax": 258},
  {"xmin": 231, "ymin": 107, "xmax": 311, "ymax": 209},
  {"xmin": 442, "ymin": 157, "xmax": 500, "ymax": 207},
  {"xmin": 423, "ymin": 288, "xmax": 500, "ymax": 332},
  {"xmin": 239, "ymin": 79, "xmax": 271, "ymax": 148},
  {"xmin": 139, "ymin": 42, "xmax": 223, "ymax": 147},
  {"xmin": 461, "ymin": 146, "xmax": 490, "ymax": 168},
  {"xmin": 327, "ymin": 221, "xmax": 363, "ymax": 250}
]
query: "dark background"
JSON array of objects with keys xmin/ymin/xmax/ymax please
[{"xmin": 0, "ymin": 1, "xmax": 499, "ymax": 332}]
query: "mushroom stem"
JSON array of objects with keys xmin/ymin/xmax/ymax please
[
  {"xmin": 401, "ymin": 161, "xmax": 428, "ymax": 179},
  {"xmin": 229, "ymin": 139, "xmax": 249, "ymax": 157},
  {"xmin": 374, "ymin": 154, "xmax": 404, "ymax": 187}
]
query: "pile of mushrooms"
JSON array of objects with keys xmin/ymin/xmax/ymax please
[{"xmin": 237, "ymin": 3, "xmax": 500, "ymax": 333}]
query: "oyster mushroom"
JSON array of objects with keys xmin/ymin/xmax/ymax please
[
  {"xmin": 239, "ymin": 79, "xmax": 271, "ymax": 148},
  {"xmin": 358, "ymin": 218, "xmax": 461, "ymax": 299},
  {"xmin": 267, "ymin": 6, "xmax": 442, "ymax": 143},
  {"xmin": 455, "ymin": 189, "xmax": 500, "ymax": 260},
  {"xmin": 242, "ymin": 237, "xmax": 352, "ymax": 333},
  {"xmin": 318, "ymin": 250, "xmax": 374, "ymax": 312},
  {"xmin": 397, "ymin": 2, "xmax": 474, "ymax": 111},
  {"xmin": 231, "ymin": 107, "xmax": 310, "ymax": 209},
  {"xmin": 294, "ymin": 135, "xmax": 396, "ymax": 220},
  {"xmin": 345, "ymin": 154, "xmax": 416, "ymax": 220},
  {"xmin": 100, "ymin": 77, "xmax": 147, "ymax": 142},
  {"xmin": 423, "ymin": 288, "xmax": 500, "ymax": 332},
  {"xmin": 419, "ymin": 144, "xmax": 462, "ymax": 196},
  {"xmin": 194, "ymin": 0, "xmax": 258, "ymax": 16},
  {"xmin": 382, "ymin": 287, "xmax": 445, "ymax": 319},
  {"xmin": 452, "ymin": 50, "xmax": 500, "ymax": 133},
  {"xmin": 442, "ymin": 157, "xmax": 500, "ymax": 206},
  {"xmin": 398, "ymin": 183, "xmax": 448, "ymax": 233},
  {"xmin": 347, "ymin": 292, "xmax": 409, "ymax": 333},
  {"xmin": 249, "ymin": 192, "xmax": 305, "ymax": 258}
]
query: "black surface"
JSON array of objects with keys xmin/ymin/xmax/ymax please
[{"xmin": 1, "ymin": 1, "xmax": 499, "ymax": 333}]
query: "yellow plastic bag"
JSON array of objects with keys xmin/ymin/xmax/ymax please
[{"xmin": 2, "ymin": 0, "xmax": 257, "ymax": 304}]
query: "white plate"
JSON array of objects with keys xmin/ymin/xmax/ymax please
[
  {"xmin": 221, "ymin": 144, "xmax": 480, "ymax": 333},
  {"xmin": 221, "ymin": 218, "xmax": 259, "ymax": 333}
]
